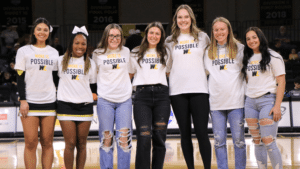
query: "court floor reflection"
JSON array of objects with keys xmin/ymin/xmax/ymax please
[{"xmin": 0, "ymin": 136, "xmax": 299, "ymax": 168}]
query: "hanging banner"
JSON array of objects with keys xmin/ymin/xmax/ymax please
[
  {"xmin": 172, "ymin": 0, "xmax": 204, "ymax": 28},
  {"xmin": 0, "ymin": 0, "xmax": 32, "ymax": 25},
  {"xmin": 260, "ymin": 0, "xmax": 293, "ymax": 26},
  {"xmin": 87, "ymin": 0, "xmax": 119, "ymax": 31}
]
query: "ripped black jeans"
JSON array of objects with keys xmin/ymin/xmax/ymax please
[{"xmin": 133, "ymin": 84, "xmax": 171, "ymax": 169}]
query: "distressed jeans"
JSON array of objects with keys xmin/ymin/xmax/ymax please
[
  {"xmin": 211, "ymin": 108, "xmax": 246, "ymax": 169},
  {"xmin": 97, "ymin": 97, "xmax": 132, "ymax": 169},
  {"xmin": 245, "ymin": 93, "xmax": 282, "ymax": 169},
  {"xmin": 133, "ymin": 84, "xmax": 170, "ymax": 169}
]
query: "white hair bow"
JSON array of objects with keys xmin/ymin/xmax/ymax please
[
  {"xmin": 50, "ymin": 25, "xmax": 53, "ymax": 32},
  {"xmin": 72, "ymin": 26, "xmax": 89, "ymax": 36}
]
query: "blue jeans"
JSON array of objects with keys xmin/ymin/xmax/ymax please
[
  {"xmin": 134, "ymin": 84, "xmax": 170, "ymax": 169},
  {"xmin": 245, "ymin": 94, "xmax": 282, "ymax": 169},
  {"xmin": 211, "ymin": 108, "xmax": 246, "ymax": 169},
  {"xmin": 97, "ymin": 97, "xmax": 132, "ymax": 169}
]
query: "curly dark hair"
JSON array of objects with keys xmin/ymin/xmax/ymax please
[{"xmin": 242, "ymin": 27, "xmax": 270, "ymax": 79}]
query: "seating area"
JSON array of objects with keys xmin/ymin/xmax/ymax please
[{"xmin": 285, "ymin": 61, "xmax": 300, "ymax": 91}]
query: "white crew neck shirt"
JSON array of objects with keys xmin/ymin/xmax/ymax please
[
  {"xmin": 204, "ymin": 43, "xmax": 245, "ymax": 110},
  {"xmin": 129, "ymin": 47, "xmax": 172, "ymax": 86},
  {"xmin": 165, "ymin": 32, "xmax": 210, "ymax": 95},
  {"xmin": 14, "ymin": 45, "xmax": 59, "ymax": 103},
  {"xmin": 246, "ymin": 49, "xmax": 285, "ymax": 98},
  {"xmin": 92, "ymin": 47, "xmax": 132, "ymax": 103},
  {"xmin": 57, "ymin": 56, "xmax": 97, "ymax": 103}
]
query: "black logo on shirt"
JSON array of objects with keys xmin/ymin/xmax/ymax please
[
  {"xmin": 220, "ymin": 65, "xmax": 227, "ymax": 70},
  {"xmin": 252, "ymin": 71, "xmax": 259, "ymax": 76},
  {"xmin": 112, "ymin": 64, "xmax": 120, "ymax": 69},
  {"xmin": 247, "ymin": 60, "xmax": 261, "ymax": 77},
  {"xmin": 71, "ymin": 75, "xmax": 79, "ymax": 80},
  {"xmin": 39, "ymin": 65, "xmax": 47, "ymax": 71},
  {"xmin": 150, "ymin": 64, "xmax": 158, "ymax": 69},
  {"xmin": 183, "ymin": 49, "xmax": 191, "ymax": 54}
]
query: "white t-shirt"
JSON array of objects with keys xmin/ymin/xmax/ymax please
[
  {"xmin": 92, "ymin": 47, "xmax": 132, "ymax": 103},
  {"xmin": 14, "ymin": 45, "xmax": 59, "ymax": 104},
  {"xmin": 204, "ymin": 43, "xmax": 245, "ymax": 110},
  {"xmin": 57, "ymin": 56, "xmax": 97, "ymax": 103},
  {"xmin": 246, "ymin": 49, "xmax": 285, "ymax": 98},
  {"xmin": 129, "ymin": 48, "xmax": 172, "ymax": 87},
  {"xmin": 165, "ymin": 32, "xmax": 210, "ymax": 95}
]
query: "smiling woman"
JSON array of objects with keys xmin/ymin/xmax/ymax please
[
  {"xmin": 72, "ymin": 34, "xmax": 87, "ymax": 58},
  {"xmin": 245, "ymin": 30, "xmax": 260, "ymax": 54},
  {"xmin": 165, "ymin": 4, "xmax": 211, "ymax": 169},
  {"xmin": 92, "ymin": 23, "xmax": 133, "ymax": 169},
  {"xmin": 129, "ymin": 21, "xmax": 171, "ymax": 169},
  {"xmin": 107, "ymin": 28, "xmax": 121, "ymax": 50},
  {"xmin": 33, "ymin": 23, "xmax": 49, "ymax": 48},
  {"xmin": 56, "ymin": 26, "xmax": 97, "ymax": 169},
  {"xmin": 147, "ymin": 26, "xmax": 161, "ymax": 48},
  {"xmin": 213, "ymin": 21, "xmax": 229, "ymax": 45},
  {"xmin": 14, "ymin": 17, "xmax": 59, "ymax": 169},
  {"xmin": 176, "ymin": 8, "xmax": 191, "ymax": 34},
  {"xmin": 242, "ymin": 27, "xmax": 286, "ymax": 169},
  {"xmin": 204, "ymin": 17, "xmax": 246, "ymax": 169}
]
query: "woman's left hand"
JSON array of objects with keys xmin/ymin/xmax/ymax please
[
  {"xmin": 93, "ymin": 93, "xmax": 98, "ymax": 101},
  {"xmin": 269, "ymin": 74, "xmax": 285, "ymax": 122},
  {"xmin": 269, "ymin": 106, "xmax": 281, "ymax": 122}
]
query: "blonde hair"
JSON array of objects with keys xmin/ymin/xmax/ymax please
[
  {"xmin": 168, "ymin": 4, "xmax": 201, "ymax": 44},
  {"xmin": 208, "ymin": 17, "xmax": 238, "ymax": 60}
]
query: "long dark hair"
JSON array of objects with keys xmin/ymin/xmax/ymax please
[
  {"xmin": 62, "ymin": 32, "xmax": 91, "ymax": 75},
  {"xmin": 29, "ymin": 17, "xmax": 52, "ymax": 45},
  {"xmin": 133, "ymin": 22, "xmax": 168, "ymax": 67},
  {"xmin": 242, "ymin": 27, "xmax": 270, "ymax": 79},
  {"xmin": 96, "ymin": 23, "xmax": 124, "ymax": 54}
]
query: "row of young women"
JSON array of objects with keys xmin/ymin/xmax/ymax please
[{"xmin": 15, "ymin": 4, "xmax": 285, "ymax": 169}]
